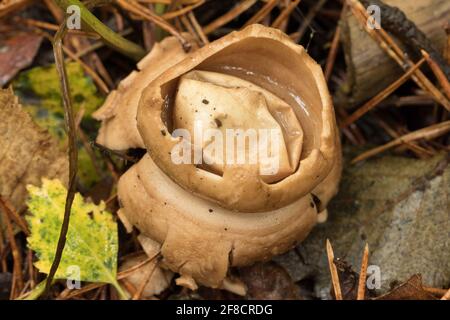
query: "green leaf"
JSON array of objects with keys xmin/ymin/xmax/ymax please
[
  {"xmin": 14, "ymin": 62, "xmax": 103, "ymax": 118},
  {"xmin": 26, "ymin": 179, "xmax": 127, "ymax": 299},
  {"xmin": 13, "ymin": 62, "xmax": 106, "ymax": 188}
]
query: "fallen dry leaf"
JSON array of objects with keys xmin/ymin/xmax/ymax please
[
  {"xmin": 238, "ymin": 262, "xmax": 301, "ymax": 300},
  {"xmin": 375, "ymin": 274, "xmax": 437, "ymax": 300},
  {"xmin": 119, "ymin": 253, "xmax": 173, "ymax": 299},
  {"xmin": 331, "ymin": 259, "xmax": 364, "ymax": 300},
  {"xmin": 0, "ymin": 88, "xmax": 67, "ymax": 213},
  {"xmin": 0, "ymin": 32, "xmax": 42, "ymax": 87}
]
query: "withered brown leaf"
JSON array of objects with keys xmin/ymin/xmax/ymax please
[{"xmin": 0, "ymin": 88, "xmax": 68, "ymax": 213}]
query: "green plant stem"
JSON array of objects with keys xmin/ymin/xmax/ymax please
[
  {"xmin": 55, "ymin": 0, "xmax": 146, "ymax": 61},
  {"xmin": 44, "ymin": 22, "xmax": 79, "ymax": 298},
  {"xmin": 16, "ymin": 280, "xmax": 50, "ymax": 300},
  {"xmin": 22, "ymin": 281, "xmax": 46, "ymax": 300},
  {"xmin": 112, "ymin": 280, "xmax": 130, "ymax": 300}
]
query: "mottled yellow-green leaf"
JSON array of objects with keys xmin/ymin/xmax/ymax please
[
  {"xmin": 26, "ymin": 179, "xmax": 118, "ymax": 285},
  {"xmin": 13, "ymin": 62, "xmax": 103, "ymax": 117},
  {"xmin": 13, "ymin": 62, "xmax": 105, "ymax": 188}
]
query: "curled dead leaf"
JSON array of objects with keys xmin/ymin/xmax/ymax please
[{"xmin": 0, "ymin": 88, "xmax": 68, "ymax": 213}]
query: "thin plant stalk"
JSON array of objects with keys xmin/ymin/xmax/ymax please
[
  {"xmin": 44, "ymin": 21, "xmax": 79, "ymax": 298},
  {"xmin": 54, "ymin": 0, "xmax": 146, "ymax": 61}
]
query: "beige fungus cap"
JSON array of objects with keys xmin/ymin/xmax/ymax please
[{"xmin": 96, "ymin": 24, "xmax": 342, "ymax": 290}]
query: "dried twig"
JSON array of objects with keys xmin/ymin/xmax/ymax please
[
  {"xmin": 326, "ymin": 239, "xmax": 343, "ymax": 300},
  {"xmin": 0, "ymin": 222, "xmax": 6, "ymax": 272},
  {"xmin": 132, "ymin": 254, "xmax": 160, "ymax": 300},
  {"xmin": 62, "ymin": 45, "xmax": 110, "ymax": 94},
  {"xmin": 58, "ymin": 252, "xmax": 159, "ymax": 299},
  {"xmin": 294, "ymin": 0, "xmax": 325, "ymax": 40},
  {"xmin": 421, "ymin": 49, "xmax": 450, "ymax": 100},
  {"xmin": 27, "ymin": 249, "xmax": 36, "ymax": 289},
  {"xmin": 422, "ymin": 286, "xmax": 448, "ymax": 297},
  {"xmin": 162, "ymin": 0, "xmax": 204, "ymax": 20},
  {"xmin": 360, "ymin": 0, "xmax": 450, "ymax": 79},
  {"xmin": 117, "ymin": 0, "xmax": 191, "ymax": 51},
  {"xmin": 271, "ymin": 0, "xmax": 301, "ymax": 29},
  {"xmin": 204, "ymin": 0, "xmax": 257, "ymax": 35},
  {"xmin": 244, "ymin": 0, "xmax": 279, "ymax": 26},
  {"xmin": 445, "ymin": 24, "xmax": 450, "ymax": 65},
  {"xmin": 341, "ymin": 57, "xmax": 426, "ymax": 128},
  {"xmin": 29, "ymin": 28, "xmax": 110, "ymax": 94},
  {"xmin": 15, "ymin": 17, "xmax": 99, "ymax": 38},
  {"xmin": 440, "ymin": 288, "xmax": 450, "ymax": 300},
  {"xmin": 187, "ymin": 11, "xmax": 209, "ymax": 45},
  {"xmin": 324, "ymin": 25, "xmax": 341, "ymax": 82},
  {"xmin": 357, "ymin": 243, "xmax": 369, "ymax": 300},
  {"xmin": 352, "ymin": 120, "xmax": 450, "ymax": 163},
  {"xmin": 373, "ymin": 113, "xmax": 433, "ymax": 158},
  {"xmin": 0, "ymin": 199, "xmax": 24, "ymax": 298},
  {"xmin": 0, "ymin": 197, "xmax": 29, "ymax": 236},
  {"xmin": 346, "ymin": 0, "xmax": 450, "ymax": 112},
  {"xmin": 180, "ymin": 14, "xmax": 201, "ymax": 46}
]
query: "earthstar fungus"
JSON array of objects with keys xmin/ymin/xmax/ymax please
[{"xmin": 95, "ymin": 24, "xmax": 342, "ymax": 290}]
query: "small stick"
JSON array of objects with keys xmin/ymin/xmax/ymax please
[
  {"xmin": 204, "ymin": 0, "xmax": 257, "ymax": 35},
  {"xmin": 0, "ymin": 221, "xmax": 6, "ymax": 272},
  {"xmin": 326, "ymin": 239, "xmax": 343, "ymax": 300},
  {"xmin": 61, "ymin": 282, "xmax": 104, "ymax": 299},
  {"xmin": 44, "ymin": 0, "xmax": 64, "ymax": 21},
  {"xmin": 346, "ymin": 0, "xmax": 450, "ymax": 112},
  {"xmin": 244, "ymin": 0, "xmax": 279, "ymax": 27},
  {"xmin": 295, "ymin": 0, "xmax": 326, "ymax": 40},
  {"xmin": 57, "ymin": 253, "xmax": 157, "ymax": 299},
  {"xmin": 72, "ymin": 29, "xmax": 134, "ymax": 58},
  {"xmin": 422, "ymin": 286, "xmax": 448, "ymax": 297},
  {"xmin": 91, "ymin": 285, "xmax": 106, "ymax": 300},
  {"xmin": 445, "ymin": 24, "xmax": 450, "ymax": 65},
  {"xmin": 421, "ymin": 49, "xmax": 450, "ymax": 100},
  {"xmin": 441, "ymin": 288, "xmax": 450, "ymax": 300},
  {"xmin": 0, "ymin": 197, "xmax": 29, "ymax": 235},
  {"xmin": 91, "ymin": 141, "xmax": 139, "ymax": 163},
  {"xmin": 33, "ymin": 26, "xmax": 110, "ymax": 93},
  {"xmin": 187, "ymin": 11, "xmax": 209, "ymax": 45},
  {"xmin": 271, "ymin": 0, "xmax": 301, "ymax": 29},
  {"xmin": 357, "ymin": 243, "xmax": 369, "ymax": 300},
  {"xmin": 341, "ymin": 57, "xmax": 426, "ymax": 128},
  {"xmin": 15, "ymin": 17, "xmax": 99, "ymax": 37},
  {"xmin": 180, "ymin": 14, "xmax": 201, "ymax": 46},
  {"xmin": 335, "ymin": 106, "xmax": 366, "ymax": 145},
  {"xmin": 27, "ymin": 249, "xmax": 36, "ymax": 289},
  {"xmin": 117, "ymin": 256, "xmax": 156, "ymax": 279},
  {"xmin": 132, "ymin": 256, "xmax": 159, "ymax": 300},
  {"xmin": 0, "ymin": 200, "xmax": 24, "ymax": 298},
  {"xmin": 78, "ymin": 128, "xmax": 103, "ymax": 178},
  {"xmin": 373, "ymin": 113, "xmax": 433, "ymax": 158},
  {"xmin": 161, "ymin": 0, "xmax": 204, "ymax": 20},
  {"xmin": 120, "ymin": 279, "xmax": 138, "ymax": 297},
  {"xmin": 324, "ymin": 25, "xmax": 341, "ymax": 82},
  {"xmin": 352, "ymin": 120, "xmax": 450, "ymax": 163},
  {"xmin": 118, "ymin": 0, "xmax": 191, "ymax": 51}
]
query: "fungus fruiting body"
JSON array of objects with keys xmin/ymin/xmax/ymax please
[{"xmin": 95, "ymin": 24, "xmax": 342, "ymax": 289}]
